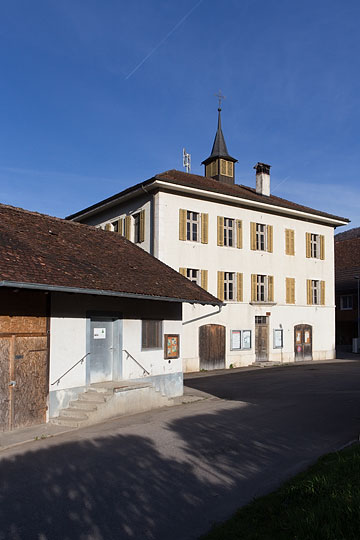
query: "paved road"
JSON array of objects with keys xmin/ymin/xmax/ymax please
[{"xmin": 1, "ymin": 360, "xmax": 360, "ymax": 540}]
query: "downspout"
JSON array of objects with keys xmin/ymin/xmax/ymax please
[{"xmin": 182, "ymin": 304, "xmax": 224, "ymax": 325}]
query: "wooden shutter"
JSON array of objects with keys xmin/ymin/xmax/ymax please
[
  {"xmin": 267, "ymin": 225, "xmax": 273, "ymax": 253},
  {"xmin": 236, "ymin": 220, "xmax": 243, "ymax": 249},
  {"xmin": 268, "ymin": 275, "xmax": 274, "ymax": 302},
  {"xmin": 201, "ymin": 270, "xmax": 208, "ymax": 291},
  {"xmin": 201, "ymin": 213, "xmax": 208, "ymax": 244},
  {"xmin": 250, "ymin": 222, "xmax": 257, "ymax": 250},
  {"xmin": 124, "ymin": 216, "xmax": 131, "ymax": 240},
  {"xmin": 237, "ymin": 273, "xmax": 243, "ymax": 302},
  {"xmin": 251, "ymin": 274, "xmax": 257, "ymax": 302},
  {"xmin": 179, "ymin": 209, "xmax": 187, "ymax": 241},
  {"xmin": 217, "ymin": 216, "xmax": 224, "ymax": 246},
  {"xmin": 179, "ymin": 267, "xmax": 187, "ymax": 276},
  {"xmin": 306, "ymin": 279, "xmax": 312, "ymax": 305},
  {"xmin": 217, "ymin": 271, "xmax": 224, "ymax": 301},
  {"xmin": 306, "ymin": 233, "xmax": 311, "ymax": 258},
  {"xmin": 139, "ymin": 210, "xmax": 145, "ymax": 243},
  {"xmin": 285, "ymin": 229, "xmax": 295, "ymax": 255},
  {"xmin": 105, "ymin": 223, "xmax": 111, "ymax": 231},
  {"xmin": 321, "ymin": 280, "xmax": 325, "ymax": 305},
  {"xmin": 320, "ymin": 235, "xmax": 325, "ymax": 260},
  {"xmin": 286, "ymin": 277, "xmax": 295, "ymax": 304},
  {"xmin": 116, "ymin": 218, "xmax": 123, "ymax": 235}
]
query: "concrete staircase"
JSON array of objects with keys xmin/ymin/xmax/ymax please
[{"xmin": 50, "ymin": 381, "xmax": 174, "ymax": 428}]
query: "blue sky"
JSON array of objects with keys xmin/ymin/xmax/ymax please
[{"xmin": 0, "ymin": 0, "xmax": 359, "ymax": 230}]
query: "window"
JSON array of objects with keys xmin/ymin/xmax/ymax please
[
  {"xmin": 219, "ymin": 159, "xmax": 234, "ymax": 177},
  {"xmin": 251, "ymin": 274, "xmax": 274, "ymax": 302},
  {"xmin": 224, "ymin": 218, "xmax": 234, "ymax": 246},
  {"xmin": 179, "ymin": 209, "xmax": 208, "ymax": 243},
  {"xmin": 230, "ymin": 329, "xmax": 252, "ymax": 350},
  {"xmin": 250, "ymin": 222, "xmax": 273, "ymax": 252},
  {"xmin": 217, "ymin": 272, "xmax": 243, "ymax": 302},
  {"xmin": 256, "ymin": 224, "xmax": 266, "ymax": 251},
  {"xmin": 224, "ymin": 272, "xmax": 235, "ymax": 301},
  {"xmin": 134, "ymin": 213, "xmax": 141, "ymax": 243},
  {"xmin": 306, "ymin": 233, "xmax": 325, "ymax": 259},
  {"xmin": 307, "ymin": 280, "xmax": 325, "ymax": 305},
  {"xmin": 179, "ymin": 268, "xmax": 208, "ymax": 290},
  {"xmin": 217, "ymin": 217, "xmax": 242, "ymax": 248},
  {"xmin": 112, "ymin": 220, "xmax": 119, "ymax": 233},
  {"xmin": 142, "ymin": 320, "xmax": 162, "ymax": 349},
  {"xmin": 340, "ymin": 295, "xmax": 353, "ymax": 310}
]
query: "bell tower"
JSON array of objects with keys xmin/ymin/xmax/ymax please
[{"xmin": 202, "ymin": 92, "xmax": 237, "ymax": 185}]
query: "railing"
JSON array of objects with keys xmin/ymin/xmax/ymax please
[
  {"xmin": 122, "ymin": 349, "xmax": 150, "ymax": 376},
  {"xmin": 51, "ymin": 353, "xmax": 90, "ymax": 386}
]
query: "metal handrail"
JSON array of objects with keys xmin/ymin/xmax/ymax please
[
  {"xmin": 51, "ymin": 353, "xmax": 90, "ymax": 386},
  {"xmin": 122, "ymin": 349, "xmax": 150, "ymax": 376}
]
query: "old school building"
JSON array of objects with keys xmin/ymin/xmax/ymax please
[{"xmin": 69, "ymin": 108, "xmax": 348, "ymax": 371}]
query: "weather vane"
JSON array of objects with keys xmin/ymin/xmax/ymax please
[{"xmin": 215, "ymin": 90, "xmax": 225, "ymax": 109}]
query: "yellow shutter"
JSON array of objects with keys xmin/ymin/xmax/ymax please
[
  {"xmin": 236, "ymin": 220, "xmax": 243, "ymax": 249},
  {"xmin": 250, "ymin": 222, "xmax": 257, "ymax": 250},
  {"xmin": 290, "ymin": 230, "xmax": 295, "ymax": 255},
  {"xmin": 117, "ymin": 218, "xmax": 123, "ymax": 235},
  {"xmin": 228, "ymin": 161, "xmax": 234, "ymax": 177},
  {"xmin": 285, "ymin": 229, "xmax": 294, "ymax": 255},
  {"xmin": 251, "ymin": 274, "xmax": 257, "ymax": 302},
  {"xmin": 237, "ymin": 273, "xmax": 243, "ymax": 302},
  {"xmin": 286, "ymin": 278, "xmax": 295, "ymax": 304},
  {"xmin": 321, "ymin": 280, "xmax": 325, "ymax": 305},
  {"xmin": 139, "ymin": 210, "xmax": 145, "ymax": 243},
  {"xmin": 306, "ymin": 233, "xmax": 311, "ymax": 258},
  {"xmin": 320, "ymin": 235, "xmax": 325, "ymax": 260},
  {"xmin": 201, "ymin": 270, "xmax": 208, "ymax": 291},
  {"xmin": 179, "ymin": 267, "xmax": 187, "ymax": 276},
  {"xmin": 268, "ymin": 275, "xmax": 274, "ymax": 302},
  {"xmin": 105, "ymin": 223, "xmax": 111, "ymax": 231},
  {"xmin": 217, "ymin": 271, "xmax": 224, "ymax": 301},
  {"xmin": 201, "ymin": 213, "xmax": 208, "ymax": 244},
  {"xmin": 124, "ymin": 216, "xmax": 131, "ymax": 240},
  {"xmin": 267, "ymin": 225, "xmax": 273, "ymax": 253},
  {"xmin": 307, "ymin": 279, "xmax": 312, "ymax": 305},
  {"xmin": 179, "ymin": 209, "xmax": 187, "ymax": 241},
  {"xmin": 217, "ymin": 216, "xmax": 224, "ymax": 246}
]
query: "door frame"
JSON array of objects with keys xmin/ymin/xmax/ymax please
[
  {"xmin": 255, "ymin": 316, "xmax": 269, "ymax": 362},
  {"xmin": 86, "ymin": 311, "xmax": 123, "ymax": 385}
]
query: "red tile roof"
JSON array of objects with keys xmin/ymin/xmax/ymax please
[
  {"xmin": 335, "ymin": 234, "xmax": 360, "ymax": 290},
  {"xmin": 0, "ymin": 203, "xmax": 220, "ymax": 305},
  {"xmin": 67, "ymin": 169, "xmax": 349, "ymax": 225}
]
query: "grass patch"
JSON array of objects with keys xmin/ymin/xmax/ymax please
[{"xmin": 201, "ymin": 444, "xmax": 360, "ymax": 540}]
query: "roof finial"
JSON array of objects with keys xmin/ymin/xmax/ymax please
[{"xmin": 215, "ymin": 90, "xmax": 225, "ymax": 111}]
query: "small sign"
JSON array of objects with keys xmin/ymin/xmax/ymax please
[
  {"xmin": 273, "ymin": 329, "xmax": 283, "ymax": 349},
  {"xmin": 297, "ymin": 345, "xmax": 302, "ymax": 353},
  {"xmin": 242, "ymin": 330, "xmax": 251, "ymax": 350},
  {"xmin": 164, "ymin": 334, "xmax": 180, "ymax": 359},
  {"xmin": 231, "ymin": 330, "xmax": 241, "ymax": 350},
  {"xmin": 94, "ymin": 328, "xmax": 106, "ymax": 339}
]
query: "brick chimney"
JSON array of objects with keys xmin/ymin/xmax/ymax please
[{"xmin": 254, "ymin": 163, "xmax": 271, "ymax": 196}]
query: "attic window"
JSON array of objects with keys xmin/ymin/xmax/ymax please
[{"xmin": 220, "ymin": 159, "xmax": 233, "ymax": 177}]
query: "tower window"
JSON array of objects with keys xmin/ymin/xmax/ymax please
[{"xmin": 219, "ymin": 159, "xmax": 233, "ymax": 177}]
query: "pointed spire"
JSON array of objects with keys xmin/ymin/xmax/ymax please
[{"xmin": 208, "ymin": 107, "xmax": 231, "ymax": 160}]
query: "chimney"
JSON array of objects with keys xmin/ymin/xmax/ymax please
[{"xmin": 254, "ymin": 162, "xmax": 271, "ymax": 196}]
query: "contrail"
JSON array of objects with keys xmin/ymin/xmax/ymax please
[{"xmin": 125, "ymin": 0, "xmax": 204, "ymax": 80}]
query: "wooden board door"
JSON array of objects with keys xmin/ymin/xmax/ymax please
[
  {"xmin": 0, "ymin": 338, "xmax": 10, "ymax": 431},
  {"xmin": 255, "ymin": 317, "xmax": 269, "ymax": 362},
  {"xmin": 199, "ymin": 324, "xmax": 225, "ymax": 371},
  {"xmin": 294, "ymin": 324, "xmax": 312, "ymax": 361}
]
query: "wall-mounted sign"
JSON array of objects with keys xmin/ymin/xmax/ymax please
[
  {"xmin": 164, "ymin": 334, "xmax": 180, "ymax": 359},
  {"xmin": 94, "ymin": 328, "xmax": 106, "ymax": 339},
  {"xmin": 230, "ymin": 330, "xmax": 252, "ymax": 350},
  {"xmin": 273, "ymin": 329, "xmax": 283, "ymax": 349},
  {"xmin": 231, "ymin": 330, "xmax": 241, "ymax": 350}
]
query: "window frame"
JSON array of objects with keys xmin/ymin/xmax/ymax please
[
  {"xmin": 223, "ymin": 218, "xmax": 235, "ymax": 247},
  {"xmin": 256, "ymin": 223, "xmax": 266, "ymax": 251},
  {"xmin": 186, "ymin": 211, "xmax": 200, "ymax": 242},
  {"xmin": 133, "ymin": 213, "xmax": 141, "ymax": 243},
  {"xmin": 141, "ymin": 320, "xmax": 163, "ymax": 350},
  {"xmin": 340, "ymin": 295, "xmax": 353, "ymax": 311},
  {"xmin": 311, "ymin": 280, "xmax": 320, "ymax": 305},
  {"xmin": 256, "ymin": 274, "xmax": 267, "ymax": 302},
  {"xmin": 224, "ymin": 272, "xmax": 235, "ymax": 301},
  {"xmin": 186, "ymin": 268, "xmax": 200, "ymax": 285},
  {"xmin": 310, "ymin": 234, "xmax": 320, "ymax": 258}
]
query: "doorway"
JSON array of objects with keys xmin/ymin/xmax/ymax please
[
  {"xmin": 294, "ymin": 324, "xmax": 312, "ymax": 361},
  {"xmin": 199, "ymin": 324, "xmax": 225, "ymax": 371},
  {"xmin": 89, "ymin": 317, "xmax": 121, "ymax": 384},
  {"xmin": 255, "ymin": 316, "xmax": 269, "ymax": 362}
]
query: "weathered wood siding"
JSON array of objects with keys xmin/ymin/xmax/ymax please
[{"xmin": 199, "ymin": 324, "xmax": 225, "ymax": 371}]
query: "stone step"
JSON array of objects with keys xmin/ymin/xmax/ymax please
[
  {"xmin": 78, "ymin": 392, "xmax": 108, "ymax": 403},
  {"xmin": 69, "ymin": 400, "xmax": 99, "ymax": 411},
  {"xmin": 59, "ymin": 408, "xmax": 90, "ymax": 419},
  {"xmin": 51, "ymin": 416, "xmax": 87, "ymax": 428}
]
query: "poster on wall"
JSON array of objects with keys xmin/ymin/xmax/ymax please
[
  {"xmin": 242, "ymin": 330, "xmax": 251, "ymax": 349},
  {"xmin": 94, "ymin": 328, "xmax": 106, "ymax": 339},
  {"xmin": 273, "ymin": 329, "xmax": 283, "ymax": 348},
  {"xmin": 164, "ymin": 334, "xmax": 180, "ymax": 359},
  {"xmin": 230, "ymin": 330, "xmax": 241, "ymax": 350}
]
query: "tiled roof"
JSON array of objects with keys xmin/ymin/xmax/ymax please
[
  {"xmin": 67, "ymin": 169, "xmax": 349, "ymax": 225},
  {"xmin": 0, "ymin": 203, "xmax": 220, "ymax": 305},
  {"xmin": 335, "ymin": 227, "xmax": 360, "ymax": 241},
  {"xmin": 335, "ymin": 235, "xmax": 360, "ymax": 290}
]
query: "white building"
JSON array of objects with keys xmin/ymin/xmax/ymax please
[{"xmin": 69, "ymin": 108, "xmax": 349, "ymax": 371}]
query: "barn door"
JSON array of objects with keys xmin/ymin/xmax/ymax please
[
  {"xmin": 255, "ymin": 316, "xmax": 269, "ymax": 362},
  {"xmin": 0, "ymin": 290, "xmax": 49, "ymax": 432},
  {"xmin": 199, "ymin": 324, "xmax": 225, "ymax": 371},
  {"xmin": 294, "ymin": 324, "xmax": 312, "ymax": 361}
]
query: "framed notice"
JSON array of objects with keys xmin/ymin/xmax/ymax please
[
  {"xmin": 273, "ymin": 329, "xmax": 283, "ymax": 349},
  {"xmin": 230, "ymin": 330, "xmax": 252, "ymax": 350},
  {"xmin": 230, "ymin": 330, "xmax": 241, "ymax": 350},
  {"xmin": 164, "ymin": 334, "xmax": 180, "ymax": 359}
]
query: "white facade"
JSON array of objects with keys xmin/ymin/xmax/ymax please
[{"xmin": 76, "ymin": 173, "xmax": 346, "ymax": 372}]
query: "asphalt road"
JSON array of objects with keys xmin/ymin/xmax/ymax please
[{"xmin": 1, "ymin": 360, "xmax": 360, "ymax": 540}]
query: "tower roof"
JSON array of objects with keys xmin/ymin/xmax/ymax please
[{"xmin": 202, "ymin": 108, "xmax": 237, "ymax": 166}]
